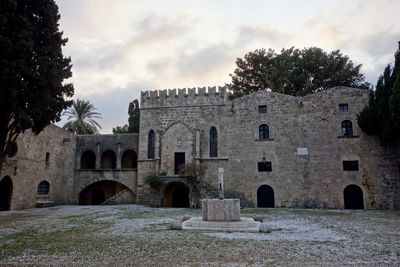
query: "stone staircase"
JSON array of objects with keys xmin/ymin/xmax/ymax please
[{"xmin": 101, "ymin": 189, "xmax": 135, "ymax": 205}]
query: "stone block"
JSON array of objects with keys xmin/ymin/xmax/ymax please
[{"xmin": 202, "ymin": 198, "xmax": 240, "ymax": 221}]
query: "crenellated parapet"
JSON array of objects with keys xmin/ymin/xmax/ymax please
[{"xmin": 140, "ymin": 85, "xmax": 228, "ymax": 108}]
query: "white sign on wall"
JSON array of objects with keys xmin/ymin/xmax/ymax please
[{"xmin": 297, "ymin": 147, "xmax": 309, "ymax": 155}]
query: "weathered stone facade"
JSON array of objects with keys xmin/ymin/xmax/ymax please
[
  {"xmin": 1, "ymin": 86, "xmax": 399, "ymax": 211},
  {"xmin": 0, "ymin": 125, "xmax": 75, "ymax": 210},
  {"xmin": 138, "ymin": 86, "xmax": 400, "ymax": 209}
]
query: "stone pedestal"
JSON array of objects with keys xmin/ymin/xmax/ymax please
[
  {"xmin": 182, "ymin": 198, "xmax": 260, "ymax": 232},
  {"xmin": 202, "ymin": 198, "xmax": 240, "ymax": 221}
]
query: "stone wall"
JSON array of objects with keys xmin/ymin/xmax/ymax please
[
  {"xmin": 74, "ymin": 133, "xmax": 139, "ymax": 203},
  {"xmin": 0, "ymin": 125, "xmax": 76, "ymax": 210},
  {"xmin": 138, "ymin": 86, "xmax": 400, "ymax": 209}
]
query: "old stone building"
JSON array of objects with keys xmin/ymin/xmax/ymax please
[{"xmin": 1, "ymin": 86, "xmax": 399, "ymax": 211}]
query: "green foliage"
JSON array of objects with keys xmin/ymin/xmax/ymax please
[
  {"xmin": 229, "ymin": 47, "xmax": 369, "ymax": 99},
  {"xmin": 112, "ymin": 124, "xmax": 129, "ymax": 134},
  {"xmin": 0, "ymin": 0, "xmax": 74, "ymax": 172},
  {"xmin": 144, "ymin": 173, "xmax": 165, "ymax": 190},
  {"xmin": 357, "ymin": 42, "xmax": 400, "ymax": 143},
  {"xmin": 113, "ymin": 99, "xmax": 140, "ymax": 134},
  {"xmin": 63, "ymin": 99, "xmax": 102, "ymax": 134},
  {"xmin": 178, "ymin": 162, "xmax": 207, "ymax": 179}
]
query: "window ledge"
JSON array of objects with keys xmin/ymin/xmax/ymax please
[
  {"xmin": 337, "ymin": 135, "xmax": 359, "ymax": 139},
  {"xmin": 255, "ymin": 138, "xmax": 274, "ymax": 142},
  {"xmin": 200, "ymin": 157, "xmax": 229, "ymax": 160}
]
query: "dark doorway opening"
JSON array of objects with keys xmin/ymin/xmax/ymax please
[
  {"xmin": 164, "ymin": 182, "xmax": 190, "ymax": 208},
  {"xmin": 174, "ymin": 152, "xmax": 185, "ymax": 174},
  {"xmin": 81, "ymin": 151, "xmax": 96, "ymax": 169},
  {"xmin": 0, "ymin": 176, "xmax": 13, "ymax": 211},
  {"xmin": 344, "ymin": 184, "xmax": 364, "ymax": 209},
  {"xmin": 257, "ymin": 184, "xmax": 275, "ymax": 208},
  {"xmin": 91, "ymin": 188, "xmax": 105, "ymax": 205}
]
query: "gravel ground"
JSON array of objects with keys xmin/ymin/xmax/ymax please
[{"xmin": 0, "ymin": 205, "xmax": 399, "ymax": 266}]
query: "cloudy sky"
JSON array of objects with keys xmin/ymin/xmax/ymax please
[{"xmin": 55, "ymin": 0, "xmax": 400, "ymax": 133}]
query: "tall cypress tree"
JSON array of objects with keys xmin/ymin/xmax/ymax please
[
  {"xmin": 358, "ymin": 42, "xmax": 400, "ymax": 143},
  {"xmin": 0, "ymin": 0, "xmax": 73, "ymax": 172}
]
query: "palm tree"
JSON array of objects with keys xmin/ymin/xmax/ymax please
[{"xmin": 63, "ymin": 99, "xmax": 102, "ymax": 134}]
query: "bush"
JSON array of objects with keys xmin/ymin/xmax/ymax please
[{"xmin": 144, "ymin": 174, "xmax": 165, "ymax": 190}]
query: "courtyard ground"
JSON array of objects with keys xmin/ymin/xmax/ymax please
[{"xmin": 0, "ymin": 205, "xmax": 399, "ymax": 266}]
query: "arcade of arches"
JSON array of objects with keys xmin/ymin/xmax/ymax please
[
  {"xmin": 80, "ymin": 149, "xmax": 137, "ymax": 170},
  {"xmin": 79, "ymin": 180, "xmax": 135, "ymax": 205},
  {"xmin": 163, "ymin": 182, "xmax": 190, "ymax": 208},
  {"xmin": 0, "ymin": 176, "xmax": 13, "ymax": 211}
]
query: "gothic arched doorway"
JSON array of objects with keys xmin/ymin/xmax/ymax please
[
  {"xmin": 257, "ymin": 184, "xmax": 275, "ymax": 208},
  {"xmin": 344, "ymin": 184, "xmax": 364, "ymax": 209},
  {"xmin": 164, "ymin": 182, "xmax": 190, "ymax": 208},
  {"xmin": 0, "ymin": 176, "xmax": 13, "ymax": 211}
]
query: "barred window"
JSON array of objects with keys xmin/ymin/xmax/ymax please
[
  {"xmin": 209, "ymin": 127, "xmax": 218, "ymax": 157},
  {"xmin": 37, "ymin": 181, "xmax": 50, "ymax": 195},
  {"xmin": 343, "ymin": 160, "xmax": 359, "ymax": 171},
  {"xmin": 258, "ymin": 162, "xmax": 272, "ymax": 172},
  {"xmin": 258, "ymin": 105, "xmax": 267, "ymax": 114},
  {"xmin": 339, "ymin": 104, "xmax": 349, "ymax": 113}
]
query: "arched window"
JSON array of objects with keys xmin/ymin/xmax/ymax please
[
  {"xmin": 37, "ymin": 181, "xmax": 50, "ymax": 195},
  {"xmin": 101, "ymin": 150, "xmax": 116, "ymax": 169},
  {"xmin": 259, "ymin": 124, "xmax": 269, "ymax": 140},
  {"xmin": 81, "ymin": 151, "xmax": 96, "ymax": 169},
  {"xmin": 121, "ymin": 150, "xmax": 138, "ymax": 169},
  {"xmin": 209, "ymin": 127, "xmax": 218, "ymax": 157},
  {"xmin": 148, "ymin": 130, "xmax": 155, "ymax": 159},
  {"xmin": 341, "ymin": 120, "xmax": 353, "ymax": 136}
]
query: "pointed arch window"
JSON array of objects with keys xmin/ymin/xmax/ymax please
[
  {"xmin": 341, "ymin": 120, "xmax": 353, "ymax": 136},
  {"xmin": 209, "ymin": 127, "xmax": 218, "ymax": 157},
  {"xmin": 259, "ymin": 124, "xmax": 269, "ymax": 140},
  {"xmin": 148, "ymin": 130, "xmax": 155, "ymax": 159}
]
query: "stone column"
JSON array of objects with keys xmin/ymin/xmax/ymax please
[
  {"xmin": 116, "ymin": 142, "xmax": 121, "ymax": 169},
  {"xmin": 218, "ymin": 167, "xmax": 224, "ymax": 199},
  {"xmin": 96, "ymin": 142, "xmax": 101, "ymax": 169}
]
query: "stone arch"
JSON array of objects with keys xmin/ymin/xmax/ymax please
[
  {"xmin": 161, "ymin": 122, "xmax": 195, "ymax": 175},
  {"xmin": 79, "ymin": 180, "xmax": 135, "ymax": 205},
  {"xmin": 81, "ymin": 150, "xmax": 96, "ymax": 169},
  {"xmin": 121, "ymin": 149, "xmax": 137, "ymax": 169},
  {"xmin": 101, "ymin": 150, "xmax": 116, "ymax": 169},
  {"xmin": 37, "ymin": 180, "xmax": 50, "ymax": 195},
  {"xmin": 0, "ymin": 176, "xmax": 13, "ymax": 211},
  {"xmin": 344, "ymin": 184, "xmax": 364, "ymax": 209},
  {"xmin": 257, "ymin": 184, "xmax": 275, "ymax": 208},
  {"xmin": 163, "ymin": 182, "xmax": 190, "ymax": 208}
]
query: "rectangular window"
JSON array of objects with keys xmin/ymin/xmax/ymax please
[
  {"xmin": 343, "ymin": 160, "xmax": 359, "ymax": 171},
  {"xmin": 258, "ymin": 162, "xmax": 272, "ymax": 172},
  {"xmin": 339, "ymin": 103, "xmax": 349, "ymax": 113},
  {"xmin": 258, "ymin": 105, "xmax": 267, "ymax": 114},
  {"xmin": 45, "ymin": 152, "xmax": 50, "ymax": 165},
  {"xmin": 174, "ymin": 152, "xmax": 185, "ymax": 174}
]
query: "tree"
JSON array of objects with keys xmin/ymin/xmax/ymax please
[
  {"xmin": 112, "ymin": 99, "xmax": 140, "ymax": 134},
  {"xmin": 358, "ymin": 42, "xmax": 400, "ymax": 143},
  {"xmin": 63, "ymin": 99, "xmax": 102, "ymax": 134},
  {"xmin": 0, "ymin": 0, "xmax": 74, "ymax": 173},
  {"xmin": 229, "ymin": 47, "xmax": 370, "ymax": 98}
]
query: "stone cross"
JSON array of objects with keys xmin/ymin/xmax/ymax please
[{"xmin": 218, "ymin": 167, "xmax": 224, "ymax": 199}]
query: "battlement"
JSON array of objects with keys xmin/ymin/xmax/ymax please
[{"xmin": 140, "ymin": 85, "xmax": 228, "ymax": 108}]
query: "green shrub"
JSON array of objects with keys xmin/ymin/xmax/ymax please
[{"xmin": 144, "ymin": 174, "xmax": 165, "ymax": 190}]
